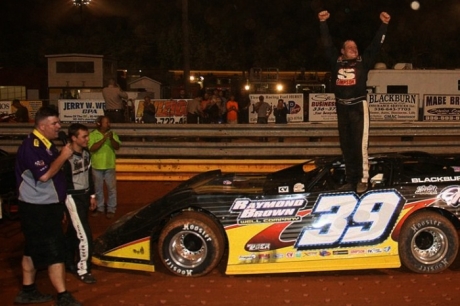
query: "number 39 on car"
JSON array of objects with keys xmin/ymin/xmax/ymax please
[{"xmin": 92, "ymin": 152, "xmax": 460, "ymax": 277}]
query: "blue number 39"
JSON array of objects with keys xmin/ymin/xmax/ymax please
[{"xmin": 295, "ymin": 190, "xmax": 405, "ymax": 250}]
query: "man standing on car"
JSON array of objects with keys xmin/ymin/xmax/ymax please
[
  {"xmin": 14, "ymin": 106, "xmax": 81, "ymax": 305},
  {"xmin": 318, "ymin": 10, "xmax": 390, "ymax": 193}
]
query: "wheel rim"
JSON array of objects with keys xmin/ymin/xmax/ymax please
[
  {"xmin": 410, "ymin": 226, "xmax": 448, "ymax": 264},
  {"xmin": 168, "ymin": 230, "xmax": 207, "ymax": 269}
]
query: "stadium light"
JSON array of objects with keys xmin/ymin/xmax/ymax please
[{"xmin": 73, "ymin": 0, "xmax": 91, "ymax": 6}]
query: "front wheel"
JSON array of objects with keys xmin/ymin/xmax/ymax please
[
  {"xmin": 158, "ymin": 211, "xmax": 225, "ymax": 277},
  {"xmin": 399, "ymin": 211, "xmax": 458, "ymax": 273}
]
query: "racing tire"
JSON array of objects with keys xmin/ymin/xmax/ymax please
[
  {"xmin": 399, "ymin": 211, "xmax": 458, "ymax": 273},
  {"xmin": 158, "ymin": 211, "xmax": 225, "ymax": 277}
]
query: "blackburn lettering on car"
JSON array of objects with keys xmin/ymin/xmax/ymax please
[
  {"xmin": 411, "ymin": 176, "xmax": 460, "ymax": 183},
  {"xmin": 295, "ymin": 189, "xmax": 405, "ymax": 250}
]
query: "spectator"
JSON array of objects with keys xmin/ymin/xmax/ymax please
[
  {"xmin": 88, "ymin": 116, "xmax": 121, "ymax": 219},
  {"xmin": 11, "ymin": 99, "xmax": 30, "ymax": 123},
  {"xmin": 141, "ymin": 96, "xmax": 157, "ymax": 124},
  {"xmin": 102, "ymin": 78, "xmax": 128, "ymax": 123},
  {"xmin": 226, "ymin": 95, "xmax": 239, "ymax": 124},
  {"xmin": 238, "ymin": 94, "xmax": 250, "ymax": 124},
  {"xmin": 274, "ymin": 98, "xmax": 288, "ymax": 142},
  {"xmin": 63, "ymin": 123, "xmax": 97, "ymax": 284},
  {"xmin": 253, "ymin": 95, "xmax": 271, "ymax": 142},
  {"xmin": 186, "ymin": 95, "xmax": 203, "ymax": 124},
  {"xmin": 14, "ymin": 106, "xmax": 81, "ymax": 305}
]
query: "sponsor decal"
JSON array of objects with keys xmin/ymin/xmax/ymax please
[
  {"xmin": 319, "ymin": 250, "xmax": 331, "ymax": 257},
  {"xmin": 411, "ymin": 176, "xmax": 460, "ymax": 183},
  {"xmin": 367, "ymin": 246, "xmax": 391, "ymax": 254},
  {"xmin": 239, "ymin": 255, "xmax": 257, "ymax": 261},
  {"xmin": 293, "ymin": 183, "xmax": 305, "ymax": 192},
  {"xmin": 415, "ymin": 185, "xmax": 438, "ymax": 195},
  {"xmin": 333, "ymin": 250, "xmax": 349, "ymax": 256},
  {"xmin": 223, "ymin": 180, "xmax": 232, "ymax": 185},
  {"xmin": 350, "ymin": 249, "xmax": 366, "ymax": 255},
  {"xmin": 245, "ymin": 243, "xmax": 271, "ymax": 252},
  {"xmin": 278, "ymin": 186, "xmax": 289, "ymax": 193},
  {"xmin": 436, "ymin": 186, "xmax": 460, "ymax": 207},
  {"xmin": 451, "ymin": 166, "xmax": 460, "ymax": 173},
  {"xmin": 230, "ymin": 197, "xmax": 307, "ymax": 224}
]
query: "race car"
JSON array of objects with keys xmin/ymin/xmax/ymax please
[{"xmin": 92, "ymin": 152, "xmax": 460, "ymax": 277}]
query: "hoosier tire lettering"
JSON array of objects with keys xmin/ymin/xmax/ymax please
[
  {"xmin": 158, "ymin": 211, "xmax": 225, "ymax": 277},
  {"xmin": 399, "ymin": 211, "xmax": 459, "ymax": 273}
]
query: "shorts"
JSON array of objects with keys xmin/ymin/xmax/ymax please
[{"xmin": 19, "ymin": 201, "xmax": 66, "ymax": 268}]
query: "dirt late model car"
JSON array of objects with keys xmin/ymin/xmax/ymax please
[{"xmin": 93, "ymin": 152, "xmax": 460, "ymax": 277}]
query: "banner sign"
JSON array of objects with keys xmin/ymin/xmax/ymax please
[
  {"xmin": 308, "ymin": 93, "xmax": 337, "ymax": 122},
  {"xmin": 59, "ymin": 100, "xmax": 105, "ymax": 123},
  {"xmin": 134, "ymin": 99, "xmax": 187, "ymax": 124},
  {"xmin": 423, "ymin": 94, "xmax": 460, "ymax": 121},
  {"xmin": 368, "ymin": 93, "xmax": 418, "ymax": 121},
  {"xmin": 308, "ymin": 93, "xmax": 419, "ymax": 122},
  {"xmin": 0, "ymin": 100, "xmax": 42, "ymax": 123},
  {"xmin": 249, "ymin": 94, "xmax": 304, "ymax": 123}
]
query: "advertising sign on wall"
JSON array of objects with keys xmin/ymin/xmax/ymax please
[
  {"xmin": 59, "ymin": 100, "xmax": 105, "ymax": 123},
  {"xmin": 308, "ymin": 93, "xmax": 419, "ymax": 122},
  {"xmin": 249, "ymin": 94, "xmax": 304, "ymax": 123},
  {"xmin": 423, "ymin": 94, "xmax": 460, "ymax": 121},
  {"xmin": 308, "ymin": 93, "xmax": 337, "ymax": 122},
  {"xmin": 368, "ymin": 94, "xmax": 418, "ymax": 121}
]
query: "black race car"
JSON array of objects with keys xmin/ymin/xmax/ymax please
[{"xmin": 92, "ymin": 152, "xmax": 460, "ymax": 277}]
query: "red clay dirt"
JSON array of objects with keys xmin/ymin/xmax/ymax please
[{"xmin": 1, "ymin": 181, "xmax": 460, "ymax": 306}]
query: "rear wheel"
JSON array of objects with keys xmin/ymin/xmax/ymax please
[
  {"xmin": 158, "ymin": 211, "xmax": 225, "ymax": 277},
  {"xmin": 399, "ymin": 211, "xmax": 458, "ymax": 273}
]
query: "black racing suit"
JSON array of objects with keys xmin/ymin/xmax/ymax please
[
  {"xmin": 320, "ymin": 21, "xmax": 388, "ymax": 185},
  {"xmin": 63, "ymin": 149, "xmax": 95, "ymax": 276}
]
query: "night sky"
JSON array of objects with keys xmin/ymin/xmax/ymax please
[{"xmin": 1, "ymin": 0, "xmax": 459, "ymax": 71}]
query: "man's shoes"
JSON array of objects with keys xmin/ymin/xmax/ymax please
[
  {"xmin": 356, "ymin": 182, "xmax": 368, "ymax": 193},
  {"xmin": 337, "ymin": 183, "xmax": 354, "ymax": 191},
  {"xmin": 106, "ymin": 212, "xmax": 115, "ymax": 219},
  {"xmin": 91, "ymin": 210, "xmax": 103, "ymax": 217},
  {"xmin": 14, "ymin": 289, "xmax": 53, "ymax": 304},
  {"xmin": 56, "ymin": 292, "xmax": 82, "ymax": 306},
  {"xmin": 79, "ymin": 273, "xmax": 96, "ymax": 284}
]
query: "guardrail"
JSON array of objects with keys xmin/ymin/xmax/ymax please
[{"xmin": 2, "ymin": 122, "xmax": 460, "ymax": 181}]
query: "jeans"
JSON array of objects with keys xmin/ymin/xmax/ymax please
[{"xmin": 92, "ymin": 168, "xmax": 117, "ymax": 213}]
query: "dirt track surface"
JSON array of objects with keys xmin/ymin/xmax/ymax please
[{"xmin": 2, "ymin": 181, "xmax": 460, "ymax": 306}]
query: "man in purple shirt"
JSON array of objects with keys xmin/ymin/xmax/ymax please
[{"xmin": 15, "ymin": 106, "xmax": 82, "ymax": 306}]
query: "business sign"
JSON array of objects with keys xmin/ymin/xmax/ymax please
[
  {"xmin": 308, "ymin": 93, "xmax": 337, "ymax": 122},
  {"xmin": 249, "ymin": 94, "xmax": 304, "ymax": 123},
  {"xmin": 0, "ymin": 100, "xmax": 42, "ymax": 123},
  {"xmin": 423, "ymin": 94, "xmax": 460, "ymax": 121},
  {"xmin": 368, "ymin": 94, "xmax": 418, "ymax": 121},
  {"xmin": 134, "ymin": 99, "xmax": 187, "ymax": 124},
  {"xmin": 59, "ymin": 100, "xmax": 105, "ymax": 123},
  {"xmin": 308, "ymin": 93, "xmax": 419, "ymax": 122}
]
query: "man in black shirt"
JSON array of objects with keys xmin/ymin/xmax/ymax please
[{"xmin": 318, "ymin": 10, "xmax": 391, "ymax": 193}]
